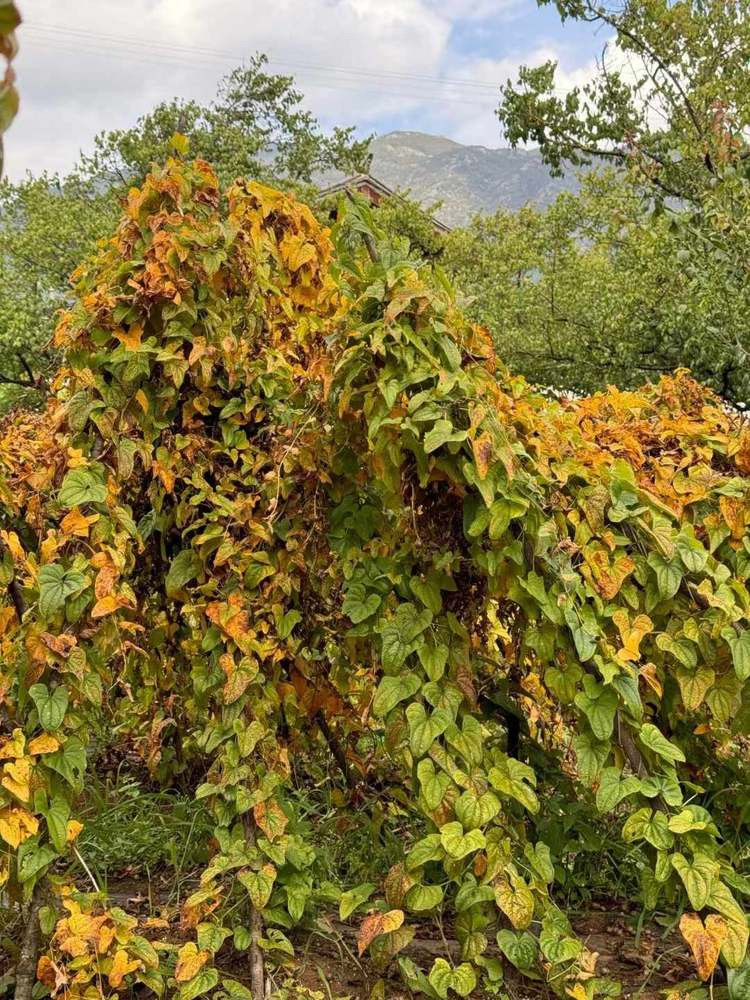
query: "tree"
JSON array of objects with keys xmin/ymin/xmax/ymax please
[
  {"xmin": 82, "ymin": 54, "xmax": 371, "ymax": 190},
  {"xmin": 485, "ymin": 0, "xmax": 750, "ymax": 403},
  {"xmin": 441, "ymin": 172, "xmax": 704, "ymax": 396},
  {"xmin": 0, "ymin": 172, "xmax": 115, "ymax": 403},
  {"xmin": 497, "ymin": 0, "xmax": 750, "ymax": 204},
  {"xmin": 2, "ymin": 157, "xmax": 750, "ymax": 999}
]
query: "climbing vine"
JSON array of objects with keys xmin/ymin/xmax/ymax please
[{"xmin": 1, "ymin": 154, "xmax": 750, "ymax": 999}]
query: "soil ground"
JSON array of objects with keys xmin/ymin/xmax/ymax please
[{"xmin": 102, "ymin": 879, "xmax": 698, "ymax": 1000}]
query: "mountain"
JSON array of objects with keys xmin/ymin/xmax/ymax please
[{"xmin": 319, "ymin": 131, "xmax": 578, "ymax": 228}]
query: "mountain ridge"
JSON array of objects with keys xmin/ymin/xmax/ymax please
[{"xmin": 319, "ymin": 130, "xmax": 578, "ymax": 227}]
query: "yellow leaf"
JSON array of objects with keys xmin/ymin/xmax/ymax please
[
  {"xmin": 91, "ymin": 594, "xmax": 122, "ymax": 619},
  {"xmin": 60, "ymin": 508, "xmax": 99, "ymax": 538},
  {"xmin": 67, "ymin": 819, "xmax": 84, "ymax": 843},
  {"xmin": 175, "ymin": 941, "xmax": 211, "ymax": 982},
  {"xmin": 612, "ymin": 610, "xmax": 653, "ymax": 663},
  {"xmin": 0, "ymin": 729, "xmax": 25, "ymax": 759},
  {"xmin": 2, "ymin": 757, "xmax": 31, "ymax": 802},
  {"xmin": 253, "ymin": 799, "xmax": 288, "ymax": 842},
  {"xmin": 135, "ymin": 389, "xmax": 149, "ymax": 413},
  {"xmin": 28, "ymin": 733, "xmax": 61, "ymax": 756},
  {"xmin": 472, "ymin": 431, "xmax": 493, "ymax": 480},
  {"xmin": 357, "ymin": 909, "xmax": 404, "ymax": 956},
  {"xmin": 680, "ymin": 912, "xmax": 728, "ymax": 981},
  {"xmin": 114, "ymin": 323, "xmax": 143, "ymax": 352},
  {"xmin": 97, "ymin": 923, "xmax": 115, "ymax": 954},
  {"xmin": 108, "ymin": 947, "xmax": 141, "ymax": 988},
  {"xmin": 640, "ymin": 663, "xmax": 663, "ymax": 699},
  {"xmin": 494, "ymin": 871, "xmax": 534, "ymax": 929},
  {"xmin": 0, "ymin": 805, "xmax": 39, "ymax": 848}
]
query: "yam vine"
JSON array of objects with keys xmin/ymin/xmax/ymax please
[{"xmin": 1, "ymin": 154, "xmax": 750, "ymax": 999}]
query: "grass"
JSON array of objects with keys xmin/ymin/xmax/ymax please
[{"xmin": 75, "ymin": 773, "xmax": 214, "ymax": 898}]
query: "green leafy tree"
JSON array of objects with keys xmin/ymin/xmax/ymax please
[
  {"xmin": 82, "ymin": 54, "xmax": 371, "ymax": 190},
  {"xmin": 480, "ymin": 0, "xmax": 750, "ymax": 403},
  {"xmin": 442, "ymin": 173, "xmax": 693, "ymax": 395},
  {"xmin": 497, "ymin": 0, "xmax": 750, "ymax": 204}
]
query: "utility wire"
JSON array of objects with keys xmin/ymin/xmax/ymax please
[
  {"xmin": 23, "ymin": 29, "xmax": 501, "ymax": 108},
  {"xmin": 25, "ymin": 20, "xmax": 507, "ymax": 92}
]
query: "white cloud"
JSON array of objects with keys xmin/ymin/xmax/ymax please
[{"xmin": 3, "ymin": 0, "xmax": 597, "ymax": 178}]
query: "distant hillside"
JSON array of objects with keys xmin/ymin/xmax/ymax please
[{"xmin": 318, "ymin": 130, "xmax": 578, "ymax": 228}]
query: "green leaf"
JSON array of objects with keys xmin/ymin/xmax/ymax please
[
  {"xmin": 573, "ymin": 733, "xmax": 610, "ymax": 784},
  {"xmin": 196, "ymin": 923, "xmax": 232, "ymax": 954},
  {"xmin": 417, "ymin": 759, "xmax": 452, "ymax": 812},
  {"xmin": 639, "ymin": 723, "xmax": 686, "ymax": 763},
  {"xmin": 524, "ymin": 842, "xmax": 555, "ymax": 883},
  {"xmin": 17, "ymin": 837, "xmax": 57, "ymax": 884},
  {"xmin": 488, "ymin": 757, "xmax": 539, "ymax": 813},
  {"xmin": 439, "ymin": 821, "xmax": 486, "ymax": 859},
  {"xmin": 539, "ymin": 912, "xmax": 582, "ymax": 965},
  {"xmin": 43, "ymin": 795, "xmax": 70, "ymax": 853},
  {"xmin": 648, "ymin": 552, "xmax": 682, "ymax": 600},
  {"xmin": 221, "ymin": 980, "xmax": 254, "ymax": 1000},
  {"xmin": 454, "ymin": 790, "xmax": 500, "ymax": 830},
  {"xmin": 668, "ymin": 805, "xmax": 715, "ymax": 834},
  {"xmin": 728, "ymin": 961, "xmax": 750, "ymax": 999},
  {"xmin": 428, "ymin": 958, "xmax": 476, "ymax": 999},
  {"xmin": 128, "ymin": 935, "xmax": 159, "ymax": 969},
  {"xmin": 676, "ymin": 528, "xmax": 708, "ymax": 574},
  {"xmin": 379, "ymin": 604, "xmax": 432, "ymax": 671},
  {"xmin": 621, "ymin": 807, "xmax": 673, "ymax": 851},
  {"xmin": 342, "ymin": 583, "xmax": 380, "ymax": 624},
  {"xmin": 38, "ymin": 564, "xmax": 86, "ymax": 619},
  {"xmin": 406, "ymin": 833, "xmax": 445, "ymax": 870},
  {"xmin": 278, "ymin": 609, "xmax": 302, "ymax": 639},
  {"xmin": 238, "ymin": 866, "xmax": 276, "ymax": 909},
  {"xmin": 165, "ymin": 549, "xmax": 202, "ymax": 597},
  {"xmin": 671, "ymin": 852, "xmax": 719, "ymax": 909},
  {"xmin": 339, "ymin": 882, "xmax": 376, "ymax": 920},
  {"xmin": 372, "ymin": 673, "xmax": 421, "ymax": 718},
  {"xmin": 406, "ymin": 703, "xmax": 451, "ymax": 758},
  {"xmin": 496, "ymin": 930, "xmax": 538, "ymax": 972},
  {"xmin": 28, "ymin": 684, "xmax": 69, "ymax": 731},
  {"xmin": 595, "ymin": 767, "xmax": 640, "ymax": 814},
  {"xmin": 44, "ymin": 737, "xmax": 86, "ymax": 791},
  {"xmin": 574, "ymin": 677, "xmax": 618, "ymax": 741},
  {"xmin": 564, "ymin": 605, "xmax": 598, "ymax": 661},
  {"xmin": 178, "ymin": 969, "xmax": 219, "ymax": 1000},
  {"xmin": 405, "ymin": 883, "xmax": 444, "ymax": 912},
  {"xmin": 423, "ymin": 419, "xmax": 466, "ymax": 454},
  {"xmin": 417, "ymin": 639, "xmax": 449, "ymax": 682},
  {"xmin": 233, "ymin": 927, "xmax": 252, "ymax": 951},
  {"xmin": 724, "ymin": 628, "xmax": 750, "ymax": 682},
  {"xmin": 59, "ymin": 467, "xmax": 107, "ymax": 508},
  {"xmin": 410, "ymin": 576, "xmax": 443, "ymax": 615}
]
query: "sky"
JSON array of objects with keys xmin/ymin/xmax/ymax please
[{"xmin": 4, "ymin": 0, "xmax": 608, "ymax": 180}]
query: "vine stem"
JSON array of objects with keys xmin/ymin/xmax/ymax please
[
  {"xmin": 73, "ymin": 845, "xmax": 100, "ymax": 893},
  {"xmin": 13, "ymin": 880, "xmax": 44, "ymax": 1000},
  {"xmin": 242, "ymin": 813, "xmax": 266, "ymax": 999}
]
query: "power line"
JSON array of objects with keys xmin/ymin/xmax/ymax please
[
  {"xmin": 23, "ymin": 28, "xmax": 502, "ymax": 108},
  {"xmin": 25, "ymin": 20, "xmax": 507, "ymax": 93}
]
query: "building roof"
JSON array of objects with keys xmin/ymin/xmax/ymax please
[{"xmin": 318, "ymin": 172, "xmax": 452, "ymax": 233}]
